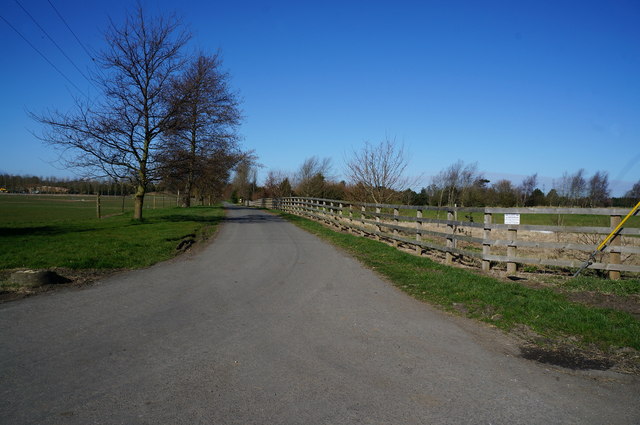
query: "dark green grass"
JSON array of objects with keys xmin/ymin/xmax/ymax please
[
  {"xmin": 276, "ymin": 211, "xmax": 640, "ymax": 351},
  {"xmin": 0, "ymin": 204, "xmax": 223, "ymax": 269}
]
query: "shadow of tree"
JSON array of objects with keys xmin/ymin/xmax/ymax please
[
  {"xmin": 157, "ymin": 214, "xmax": 225, "ymax": 224},
  {"xmin": 0, "ymin": 209, "xmax": 225, "ymax": 237},
  {"xmin": 223, "ymin": 214, "xmax": 285, "ymax": 224},
  {"xmin": 0, "ymin": 225, "xmax": 89, "ymax": 237}
]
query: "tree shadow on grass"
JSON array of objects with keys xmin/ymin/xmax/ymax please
[
  {"xmin": 0, "ymin": 225, "xmax": 82, "ymax": 237},
  {"xmin": 1, "ymin": 209, "xmax": 225, "ymax": 237},
  {"xmin": 153, "ymin": 214, "xmax": 225, "ymax": 224}
]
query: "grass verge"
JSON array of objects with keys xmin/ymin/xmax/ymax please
[
  {"xmin": 0, "ymin": 206, "xmax": 224, "ymax": 270},
  {"xmin": 555, "ymin": 276, "xmax": 640, "ymax": 297},
  {"xmin": 274, "ymin": 211, "xmax": 640, "ymax": 353}
]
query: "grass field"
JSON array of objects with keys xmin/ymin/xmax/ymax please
[
  {"xmin": 275, "ymin": 210, "xmax": 640, "ymax": 353},
  {"xmin": 0, "ymin": 193, "xmax": 178, "ymax": 222},
  {"xmin": 0, "ymin": 194, "xmax": 223, "ymax": 270}
]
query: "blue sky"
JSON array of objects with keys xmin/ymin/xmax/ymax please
[{"xmin": 1, "ymin": 0, "xmax": 639, "ymax": 195}]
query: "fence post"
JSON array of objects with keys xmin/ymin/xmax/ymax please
[
  {"xmin": 507, "ymin": 226, "xmax": 517, "ymax": 275},
  {"xmin": 393, "ymin": 207, "xmax": 399, "ymax": 247},
  {"xmin": 329, "ymin": 201, "xmax": 334, "ymax": 225},
  {"xmin": 416, "ymin": 209, "xmax": 423, "ymax": 255},
  {"xmin": 348, "ymin": 204, "xmax": 353, "ymax": 233},
  {"xmin": 361, "ymin": 205, "xmax": 366, "ymax": 236},
  {"xmin": 446, "ymin": 208, "xmax": 454, "ymax": 264},
  {"xmin": 482, "ymin": 212, "xmax": 492, "ymax": 271},
  {"xmin": 375, "ymin": 206, "xmax": 381, "ymax": 240},
  {"xmin": 609, "ymin": 215, "xmax": 622, "ymax": 280},
  {"xmin": 96, "ymin": 192, "xmax": 101, "ymax": 219}
]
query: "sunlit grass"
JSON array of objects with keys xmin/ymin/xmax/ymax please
[{"xmin": 0, "ymin": 200, "xmax": 223, "ymax": 269}]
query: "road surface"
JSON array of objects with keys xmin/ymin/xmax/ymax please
[{"xmin": 1, "ymin": 205, "xmax": 639, "ymax": 424}]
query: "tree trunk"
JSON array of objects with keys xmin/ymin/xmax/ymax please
[
  {"xmin": 182, "ymin": 180, "xmax": 192, "ymax": 207},
  {"xmin": 133, "ymin": 184, "xmax": 145, "ymax": 220}
]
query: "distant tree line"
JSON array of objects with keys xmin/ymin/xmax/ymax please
[
  {"xmin": 238, "ymin": 137, "xmax": 640, "ymax": 208},
  {"xmin": 0, "ymin": 174, "xmax": 166, "ymax": 195}
]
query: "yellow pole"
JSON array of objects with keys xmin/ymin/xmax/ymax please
[
  {"xmin": 573, "ymin": 201, "xmax": 640, "ymax": 277},
  {"xmin": 597, "ymin": 201, "xmax": 640, "ymax": 251}
]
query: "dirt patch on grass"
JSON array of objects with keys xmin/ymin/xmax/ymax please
[
  {"xmin": 520, "ymin": 345, "xmax": 614, "ymax": 371},
  {"xmin": 509, "ymin": 324, "xmax": 640, "ymax": 375},
  {"xmin": 564, "ymin": 292, "xmax": 640, "ymax": 319},
  {"xmin": 0, "ymin": 268, "xmax": 121, "ymax": 303},
  {"xmin": 518, "ymin": 343, "xmax": 640, "ymax": 375},
  {"xmin": 491, "ymin": 271, "xmax": 640, "ymax": 319}
]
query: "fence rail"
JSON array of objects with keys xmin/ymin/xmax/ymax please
[{"xmin": 249, "ymin": 197, "xmax": 640, "ymax": 279}]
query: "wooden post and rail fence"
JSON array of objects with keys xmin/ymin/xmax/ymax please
[{"xmin": 247, "ymin": 197, "xmax": 640, "ymax": 279}]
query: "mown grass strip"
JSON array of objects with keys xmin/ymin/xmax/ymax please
[
  {"xmin": 0, "ymin": 206, "xmax": 224, "ymax": 270},
  {"xmin": 275, "ymin": 211, "xmax": 640, "ymax": 351}
]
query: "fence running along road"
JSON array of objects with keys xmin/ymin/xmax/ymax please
[{"xmin": 249, "ymin": 197, "xmax": 640, "ymax": 279}]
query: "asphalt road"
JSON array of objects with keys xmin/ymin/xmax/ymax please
[{"xmin": 1, "ymin": 205, "xmax": 639, "ymax": 424}]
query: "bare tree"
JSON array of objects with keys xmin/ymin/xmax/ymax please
[
  {"xmin": 295, "ymin": 156, "xmax": 332, "ymax": 197},
  {"xmin": 556, "ymin": 169, "xmax": 587, "ymax": 206},
  {"xmin": 264, "ymin": 170, "xmax": 292, "ymax": 198},
  {"xmin": 626, "ymin": 180, "xmax": 640, "ymax": 199},
  {"xmin": 33, "ymin": 7, "xmax": 190, "ymax": 220},
  {"xmin": 162, "ymin": 53, "xmax": 242, "ymax": 207},
  {"xmin": 344, "ymin": 137, "xmax": 418, "ymax": 204},
  {"xmin": 232, "ymin": 157, "xmax": 259, "ymax": 202},
  {"xmin": 519, "ymin": 173, "xmax": 537, "ymax": 206},
  {"xmin": 588, "ymin": 171, "xmax": 610, "ymax": 207},
  {"xmin": 431, "ymin": 160, "xmax": 482, "ymax": 207},
  {"xmin": 569, "ymin": 169, "xmax": 587, "ymax": 206}
]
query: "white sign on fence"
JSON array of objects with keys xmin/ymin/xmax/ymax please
[{"xmin": 504, "ymin": 213, "xmax": 520, "ymax": 225}]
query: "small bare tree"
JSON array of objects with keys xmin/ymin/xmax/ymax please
[
  {"xmin": 556, "ymin": 169, "xmax": 588, "ymax": 206},
  {"xmin": 32, "ymin": 7, "xmax": 190, "ymax": 220},
  {"xmin": 295, "ymin": 156, "xmax": 332, "ymax": 197},
  {"xmin": 518, "ymin": 173, "xmax": 538, "ymax": 206},
  {"xmin": 431, "ymin": 160, "xmax": 482, "ymax": 207},
  {"xmin": 626, "ymin": 180, "xmax": 640, "ymax": 199},
  {"xmin": 344, "ymin": 137, "xmax": 418, "ymax": 204},
  {"xmin": 264, "ymin": 170, "xmax": 292, "ymax": 198},
  {"xmin": 587, "ymin": 171, "xmax": 610, "ymax": 207},
  {"xmin": 232, "ymin": 156, "xmax": 259, "ymax": 202}
]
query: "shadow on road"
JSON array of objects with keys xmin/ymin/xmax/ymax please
[{"xmin": 223, "ymin": 205, "xmax": 286, "ymax": 224}]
